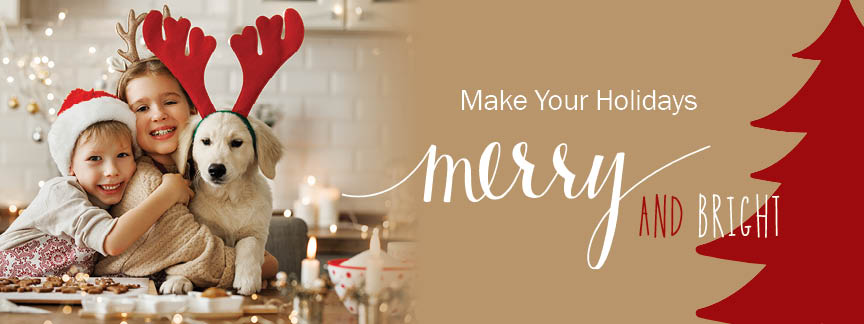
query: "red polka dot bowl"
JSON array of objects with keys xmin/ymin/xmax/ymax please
[{"xmin": 326, "ymin": 258, "xmax": 413, "ymax": 314}]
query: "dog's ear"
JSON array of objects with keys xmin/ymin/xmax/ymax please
[
  {"xmin": 248, "ymin": 116, "xmax": 283, "ymax": 179},
  {"xmin": 172, "ymin": 115, "xmax": 200, "ymax": 177}
]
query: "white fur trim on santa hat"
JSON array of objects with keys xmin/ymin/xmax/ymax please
[{"xmin": 48, "ymin": 96, "xmax": 138, "ymax": 176}]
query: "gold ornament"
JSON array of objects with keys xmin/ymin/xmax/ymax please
[
  {"xmin": 7, "ymin": 96, "xmax": 19, "ymax": 109},
  {"xmin": 26, "ymin": 101, "xmax": 40, "ymax": 114}
]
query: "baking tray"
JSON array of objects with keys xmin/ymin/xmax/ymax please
[{"xmin": 0, "ymin": 277, "xmax": 154, "ymax": 304}]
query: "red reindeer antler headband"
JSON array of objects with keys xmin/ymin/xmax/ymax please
[{"xmin": 142, "ymin": 7, "xmax": 304, "ymax": 120}]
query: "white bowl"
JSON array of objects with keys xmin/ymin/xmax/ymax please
[
  {"xmin": 186, "ymin": 292, "xmax": 244, "ymax": 314},
  {"xmin": 81, "ymin": 295, "xmax": 137, "ymax": 314},
  {"xmin": 327, "ymin": 258, "xmax": 413, "ymax": 314},
  {"xmin": 136, "ymin": 294, "xmax": 188, "ymax": 314}
]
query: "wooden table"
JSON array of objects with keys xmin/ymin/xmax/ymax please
[{"xmin": 0, "ymin": 288, "xmax": 357, "ymax": 323}]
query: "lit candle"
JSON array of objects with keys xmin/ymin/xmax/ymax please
[
  {"xmin": 301, "ymin": 237, "xmax": 320, "ymax": 288},
  {"xmin": 365, "ymin": 229, "xmax": 383, "ymax": 295}
]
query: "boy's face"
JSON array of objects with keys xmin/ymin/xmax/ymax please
[
  {"xmin": 125, "ymin": 73, "xmax": 193, "ymax": 158},
  {"xmin": 69, "ymin": 136, "xmax": 136, "ymax": 206}
]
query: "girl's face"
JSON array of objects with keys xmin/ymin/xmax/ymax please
[{"xmin": 124, "ymin": 73, "xmax": 192, "ymax": 163}]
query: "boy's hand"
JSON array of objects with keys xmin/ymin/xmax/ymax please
[{"xmin": 159, "ymin": 173, "xmax": 195, "ymax": 205}]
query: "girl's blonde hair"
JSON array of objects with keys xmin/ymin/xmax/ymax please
[{"xmin": 115, "ymin": 57, "xmax": 196, "ymax": 114}]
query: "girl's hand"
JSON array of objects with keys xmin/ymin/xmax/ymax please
[
  {"xmin": 262, "ymin": 251, "xmax": 279, "ymax": 279},
  {"xmin": 160, "ymin": 173, "xmax": 195, "ymax": 205}
]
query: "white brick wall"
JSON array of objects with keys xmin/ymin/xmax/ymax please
[{"xmin": 1, "ymin": 0, "xmax": 412, "ymax": 213}]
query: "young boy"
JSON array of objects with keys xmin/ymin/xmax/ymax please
[{"xmin": 0, "ymin": 89, "xmax": 192, "ymax": 277}]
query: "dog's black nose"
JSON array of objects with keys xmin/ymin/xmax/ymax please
[{"xmin": 208, "ymin": 164, "xmax": 226, "ymax": 179}]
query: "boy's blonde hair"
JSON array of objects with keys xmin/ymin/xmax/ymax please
[{"xmin": 76, "ymin": 120, "xmax": 133, "ymax": 149}]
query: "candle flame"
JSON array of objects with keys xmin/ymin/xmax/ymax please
[
  {"xmin": 307, "ymin": 236, "xmax": 317, "ymax": 259},
  {"xmin": 306, "ymin": 175, "xmax": 317, "ymax": 186}
]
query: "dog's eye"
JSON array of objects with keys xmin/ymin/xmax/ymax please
[
  {"xmin": 230, "ymin": 139, "xmax": 243, "ymax": 148},
  {"xmin": 202, "ymin": 138, "xmax": 211, "ymax": 146}
]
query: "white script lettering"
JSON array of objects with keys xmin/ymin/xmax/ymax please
[{"xmin": 343, "ymin": 143, "xmax": 710, "ymax": 269}]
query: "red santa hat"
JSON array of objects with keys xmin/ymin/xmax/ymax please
[{"xmin": 48, "ymin": 88, "xmax": 138, "ymax": 176}]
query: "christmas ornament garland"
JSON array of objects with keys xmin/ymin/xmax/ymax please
[{"xmin": 1, "ymin": 9, "xmax": 69, "ymax": 142}]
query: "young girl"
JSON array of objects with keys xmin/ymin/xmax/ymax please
[
  {"xmin": 94, "ymin": 58, "xmax": 278, "ymax": 293},
  {"xmin": 0, "ymin": 89, "xmax": 192, "ymax": 277}
]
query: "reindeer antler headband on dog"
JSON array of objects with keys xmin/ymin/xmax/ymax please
[{"xmin": 139, "ymin": 6, "xmax": 304, "ymax": 148}]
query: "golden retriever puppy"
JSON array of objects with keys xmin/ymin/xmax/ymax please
[{"xmin": 167, "ymin": 113, "xmax": 283, "ymax": 295}]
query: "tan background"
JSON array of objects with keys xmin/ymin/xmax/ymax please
[{"xmin": 405, "ymin": 0, "xmax": 853, "ymax": 322}]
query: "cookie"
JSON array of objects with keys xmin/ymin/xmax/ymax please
[
  {"xmin": 60, "ymin": 287, "xmax": 78, "ymax": 294},
  {"xmin": 18, "ymin": 279, "xmax": 37, "ymax": 286},
  {"xmin": 33, "ymin": 287, "xmax": 53, "ymax": 293},
  {"xmin": 201, "ymin": 287, "xmax": 229, "ymax": 298},
  {"xmin": 106, "ymin": 285, "xmax": 128, "ymax": 294}
]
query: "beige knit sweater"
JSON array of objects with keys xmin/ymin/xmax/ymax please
[{"xmin": 94, "ymin": 156, "xmax": 235, "ymax": 288}]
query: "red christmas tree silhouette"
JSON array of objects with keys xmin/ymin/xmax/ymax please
[{"xmin": 696, "ymin": 0, "xmax": 864, "ymax": 322}]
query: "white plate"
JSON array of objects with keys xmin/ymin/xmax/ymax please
[
  {"xmin": 136, "ymin": 294, "xmax": 188, "ymax": 314},
  {"xmin": 186, "ymin": 291, "xmax": 244, "ymax": 313},
  {"xmin": 81, "ymin": 295, "xmax": 136, "ymax": 314}
]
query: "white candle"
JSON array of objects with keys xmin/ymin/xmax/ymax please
[
  {"xmin": 298, "ymin": 175, "xmax": 318, "ymax": 202},
  {"xmin": 301, "ymin": 237, "xmax": 320, "ymax": 288},
  {"xmin": 317, "ymin": 187, "xmax": 340, "ymax": 229},
  {"xmin": 365, "ymin": 229, "xmax": 383, "ymax": 295},
  {"xmin": 293, "ymin": 197, "xmax": 316, "ymax": 228}
]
